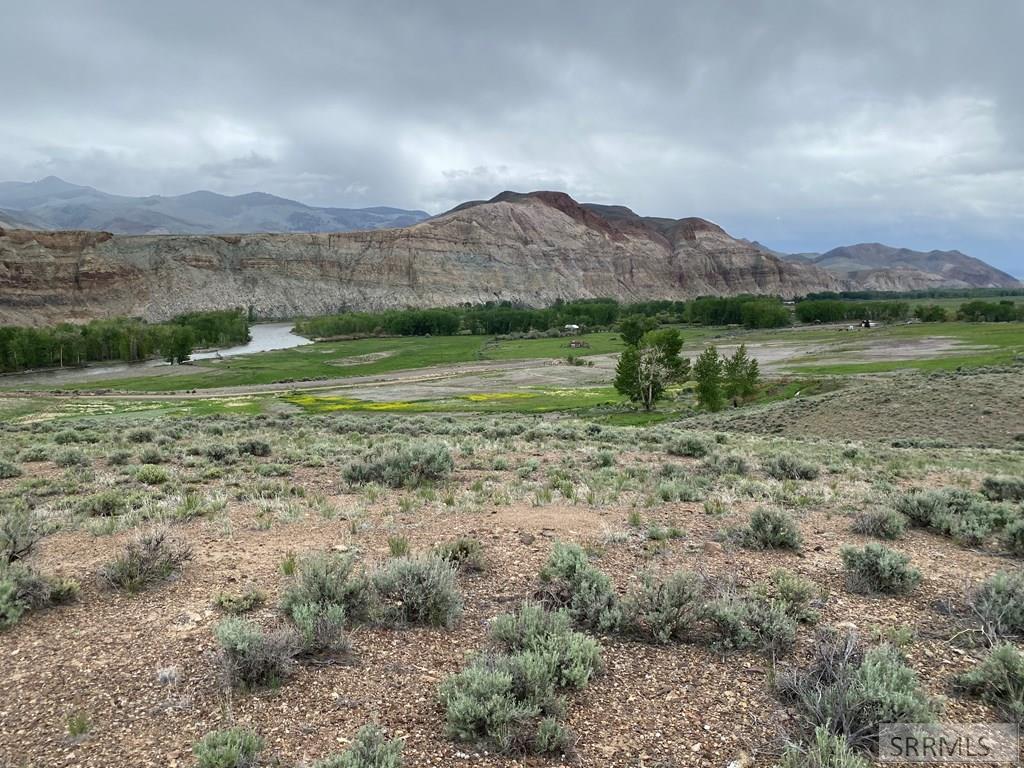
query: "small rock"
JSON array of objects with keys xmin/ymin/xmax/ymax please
[{"xmin": 703, "ymin": 541, "xmax": 723, "ymax": 556}]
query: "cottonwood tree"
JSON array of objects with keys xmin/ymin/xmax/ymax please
[
  {"xmin": 723, "ymin": 344, "xmax": 759, "ymax": 401},
  {"xmin": 163, "ymin": 326, "xmax": 196, "ymax": 365},
  {"xmin": 693, "ymin": 345, "xmax": 725, "ymax": 412},
  {"xmin": 614, "ymin": 328, "xmax": 688, "ymax": 411},
  {"xmin": 618, "ymin": 314, "xmax": 658, "ymax": 347}
]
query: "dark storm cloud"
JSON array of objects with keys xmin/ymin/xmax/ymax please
[{"xmin": 1, "ymin": 0, "xmax": 1022, "ymax": 271}]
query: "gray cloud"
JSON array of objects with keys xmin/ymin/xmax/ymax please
[{"xmin": 1, "ymin": 0, "xmax": 1021, "ymax": 271}]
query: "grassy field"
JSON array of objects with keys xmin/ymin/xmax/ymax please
[
  {"xmin": 4, "ymin": 321, "xmax": 1022, "ymax": 423},
  {"xmin": 8, "ymin": 326, "xmax": 747, "ymax": 394},
  {"xmin": 784, "ymin": 321, "xmax": 1024, "ymax": 374},
  {"xmin": 21, "ymin": 333, "xmax": 623, "ymax": 393}
]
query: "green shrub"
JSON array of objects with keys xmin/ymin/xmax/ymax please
[
  {"xmin": 754, "ymin": 569, "xmax": 821, "ymax": 625},
  {"xmin": 138, "ymin": 446, "xmax": 166, "ymax": 465},
  {"xmin": 17, "ymin": 446, "xmax": 49, "ymax": 462},
  {"xmin": 343, "ymin": 442, "xmax": 453, "ymax": 488},
  {"xmin": 621, "ymin": 571, "xmax": 705, "ymax": 643},
  {"xmin": 982, "ymin": 476, "xmax": 1024, "ymax": 502},
  {"xmin": 290, "ymin": 601, "xmax": 351, "ymax": 656},
  {"xmin": 280, "ymin": 552, "xmax": 374, "ymax": 625},
  {"xmin": 0, "ymin": 563, "xmax": 48, "ymax": 629},
  {"xmin": 740, "ymin": 508, "xmax": 803, "ymax": 550},
  {"xmin": 107, "ymin": 449, "xmax": 132, "ymax": 466},
  {"xmin": 840, "ymin": 544, "xmax": 920, "ymax": 595},
  {"xmin": 53, "ymin": 448, "xmax": 89, "ymax": 468},
  {"xmin": 214, "ymin": 617, "xmax": 298, "ymax": 689},
  {"xmin": 100, "ymin": 527, "xmax": 192, "ymax": 592},
  {"xmin": 780, "ymin": 727, "xmax": 868, "ymax": 768},
  {"xmin": 666, "ymin": 435, "xmax": 711, "ymax": 458},
  {"xmin": 193, "ymin": 727, "xmax": 263, "ymax": 768},
  {"xmin": 536, "ymin": 542, "xmax": 622, "ymax": 632},
  {"xmin": 48, "ymin": 576, "xmax": 80, "ymax": 604},
  {"xmin": 702, "ymin": 453, "xmax": 750, "ymax": 476},
  {"xmin": 433, "ymin": 536, "xmax": 485, "ymax": 572},
  {"xmin": 707, "ymin": 591, "xmax": 797, "ymax": 656},
  {"xmin": 0, "ymin": 460, "xmax": 22, "ymax": 479},
  {"xmin": 0, "ymin": 562, "xmax": 75, "ymax": 630},
  {"xmin": 440, "ymin": 602, "xmax": 599, "ymax": 755},
  {"xmin": 777, "ymin": 627, "xmax": 939, "ymax": 750},
  {"xmin": 171, "ymin": 491, "xmax": 224, "ymax": 522},
  {"xmin": 851, "ymin": 509, "xmax": 907, "ymax": 540},
  {"xmin": 213, "ymin": 587, "xmax": 267, "ymax": 615},
  {"xmin": 236, "ymin": 439, "xmax": 272, "ymax": 457},
  {"xmin": 75, "ymin": 490, "xmax": 128, "ymax": 517},
  {"xmin": 1005, "ymin": 517, "xmax": 1024, "ymax": 556},
  {"xmin": 0, "ymin": 575, "xmax": 26, "ymax": 629},
  {"xmin": 310, "ymin": 724, "xmax": 404, "ymax": 767},
  {"xmin": 533, "ymin": 718, "xmax": 572, "ymax": 756},
  {"xmin": 371, "ymin": 555, "xmax": 463, "ymax": 628},
  {"xmin": 765, "ymin": 454, "xmax": 820, "ymax": 481},
  {"xmin": 954, "ymin": 644, "xmax": 1024, "ymax": 724},
  {"xmin": 895, "ymin": 488, "xmax": 974, "ymax": 525},
  {"xmin": 126, "ymin": 428, "xmax": 155, "ymax": 444},
  {"xmin": 135, "ymin": 464, "xmax": 169, "ymax": 485},
  {"xmin": 205, "ymin": 443, "xmax": 236, "ymax": 462},
  {"xmin": 279, "ymin": 551, "xmax": 297, "ymax": 576},
  {"xmin": 655, "ymin": 478, "xmax": 704, "ymax": 502},
  {"xmin": 894, "ymin": 488, "xmax": 1013, "ymax": 546},
  {"xmin": 387, "ymin": 535, "xmax": 410, "ymax": 558},
  {"xmin": 968, "ymin": 571, "xmax": 1024, "ymax": 642},
  {"xmin": 0, "ymin": 503, "xmax": 41, "ymax": 563},
  {"xmin": 66, "ymin": 711, "xmax": 91, "ymax": 738}
]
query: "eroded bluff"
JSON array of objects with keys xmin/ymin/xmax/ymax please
[{"xmin": 0, "ymin": 191, "xmax": 840, "ymax": 324}]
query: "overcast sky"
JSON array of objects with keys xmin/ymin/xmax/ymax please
[{"xmin": 2, "ymin": 1, "xmax": 1022, "ymax": 273}]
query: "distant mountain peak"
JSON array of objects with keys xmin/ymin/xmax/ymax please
[
  {"xmin": 774, "ymin": 241, "xmax": 1019, "ymax": 290},
  {"xmin": 0, "ymin": 178, "xmax": 430, "ymax": 235}
]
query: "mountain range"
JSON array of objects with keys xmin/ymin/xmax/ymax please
[
  {"xmin": 748, "ymin": 241, "xmax": 1019, "ymax": 290},
  {"xmin": 0, "ymin": 190, "xmax": 841, "ymax": 324},
  {"xmin": 0, "ymin": 176, "xmax": 430, "ymax": 234},
  {"xmin": 0, "ymin": 181, "xmax": 1018, "ymax": 325}
]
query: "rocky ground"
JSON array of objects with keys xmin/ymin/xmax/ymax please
[
  {"xmin": 692, "ymin": 368, "xmax": 1024, "ymax": 448},
  {"xmin": 0, "ymin": 384, "xmax": 1022, "ymax": 767}
]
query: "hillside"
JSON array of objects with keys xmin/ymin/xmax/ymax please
[
  {"xmin": 774, "ymin": 242, "xmax": 1019, "ymax": 289},
  {"xmin": 0, "ymin": 177, "xmax": 430, "ymax": 234},
  {"xmin": 0, "ymin": 191, "xmax": 839, "ymax": 325}
]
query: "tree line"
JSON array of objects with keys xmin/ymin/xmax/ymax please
[
  {"xmin": 794, "ymin": 300, "xmax": 911, "ymax": 324},
  {"xmin": 796, "ymin": 298, "xmax": 1024, "ymax": 324},
  {"xmin": 804, "ymin": 287, "xmax": 1024, "ymax": 301},
  {"xmin": 0, "ymin": 310, "xmax": 250, "ymax": 373},
  {"xmin": 293, "ymin": 295, "xmax": 795, "ymax": 339},
  {"xmin": 956, "ymin": 300, "xmax": 1024, "ymax": 322}
]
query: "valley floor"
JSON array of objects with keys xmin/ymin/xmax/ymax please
[{"xmin": 0, "ymin": 323, "xmax": 1022, "ymax": 767}]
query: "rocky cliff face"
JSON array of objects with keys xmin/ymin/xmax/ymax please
[{"xmin": 0, "ymin": 191, "xmax": 841, "ymax": 325}]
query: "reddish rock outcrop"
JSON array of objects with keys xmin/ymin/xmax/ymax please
[{"xmin": 0, "ymin": 192, "xmax": 841, "ymax": 324}]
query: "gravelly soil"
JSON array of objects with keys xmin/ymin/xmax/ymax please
[
  {"xmin": 1, "ymin": 421, "xmax": 1020, "ymax": 767},
  {"xmin": 690, "ymin": 368, "xmax": 1024, "ymax": 447}
]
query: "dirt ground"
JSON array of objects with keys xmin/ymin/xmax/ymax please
[
  {"xmin": 0, "ymin": 406, "xmax": 1021, "ymax": 767},
  {"xmin": 693, "ymin": 368, "xmax": 1024, "ymax": 447}
]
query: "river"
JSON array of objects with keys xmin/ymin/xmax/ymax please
[
  {"xmin": 2, "ymin": 322, "xmax": 312, "ymax": 387},
  {"xmin": 190, "ymin": 322, "xmax": 313, "ymax": 359}
]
